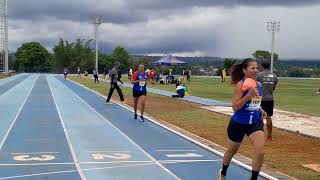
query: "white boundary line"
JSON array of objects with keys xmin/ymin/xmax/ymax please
[
  {"xmin": 69, "ymin": 78, "xmax": 279, "ymax": 180},
  {"xmin": 156, "ymin": 150, "xmax": 197, "ymax": 152},
  {"xmin": 0, "ymin": 159, "xmax": 219, "ymax": 166},
  {"xmin": 0, "ymin": 75, "xmax": 37, "ymax": 151},
  {"xmin": 87, "ymin": 150, "xmax": 131, "ymax": 153},
  {"xmin": 0, "ymin": 159, "xmax": 222, "ymax": 180},
  {"xmin": 0, "ymin": 74, "xmax": 31, "ymax": 101},
  {"xmin": 55, "ymin": 76, "xmax": 181, "ymax": 180},
  {"xmin": 47, "ymin": 75, "xmax": 87, "ymax": 180}
]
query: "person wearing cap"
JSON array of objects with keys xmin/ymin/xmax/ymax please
[
  {"xmin": 257, "ymin": 60, "xmax": 278, "ymax": 141},
  {"xmin": 105, "ymin": 62, "xmax": 125, "ymax": 104}
]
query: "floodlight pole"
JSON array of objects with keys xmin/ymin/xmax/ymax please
[
  {"xmin": 267, "ymin": 21, "xmax": 280, "ymax": 73},
  {"xmin": 92, "ymin": 16, "xmax": 102, "ymax": 73}
]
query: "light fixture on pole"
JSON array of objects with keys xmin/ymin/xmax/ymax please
[
  {"xmin": 91, "ymin": 16, "xmax": 102, "ymax": 73},
  {"xmin": 267, "ymin": 21, "xmax": 280, "ymax": 73}
]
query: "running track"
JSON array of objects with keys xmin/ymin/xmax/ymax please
[{"xmin": 0, "ymin": 74, "xmax": 275, "ymax": 179}]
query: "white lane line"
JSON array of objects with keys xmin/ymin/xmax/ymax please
[
  {"xmin": 69, "ymin": 78, "xmax": 279, "ymax": 180},
  {"xmin": 11, "ymin": 152, "xmax": 60, "ymax": 155},
  {"xmin": 88, "ymin": 150, "xmax": 131, "ymax": 153},
  {"xmin": 0, "ymin": 75, "xmax": 38, "ymax": 151},
  {"xmin": 47, "ymin": 75, "xmax": 86, "ymax": 180},
  {"xmin": 0, "ymin": 159, "xmax": 220, "ymax": 166},
  {"xmin": 0, "ymin": 159, "xmax": 221, "ymax": 180},
  {"xmin": 56, "ymin": 77, "xmax": 181, "ymax": 180},
  {"xmin": 156, "ymin": 150, "xmax": 197, "ymax": 152},
  {"xmin": 166, "ymin": 153, "xmax": 203, "ymax": 158}
]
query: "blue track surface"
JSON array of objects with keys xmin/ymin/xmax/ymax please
[
  {"xmin": 0, "ymin": 74, "xmax": 271, "ymax": 179},
  {"xmin": 0, "ymin": 74, "xmax": 30, "ymax": 96}
]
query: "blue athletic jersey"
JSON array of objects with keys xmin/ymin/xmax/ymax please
[
  {"xmin": 232, "ymin": 80, "xmax": 262, "ymax": 125},
  {"xmin": 132, "ymin": 71, "xmax": 147, "ymax": 92}
]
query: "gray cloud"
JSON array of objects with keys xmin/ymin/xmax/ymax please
[
  {"xmin": 9, "ymin": 0, "xmax": 320, "ymax": 24},
  {"xmin": 7, "ymin": 1, "xmax": 320, "ymax": 59}
]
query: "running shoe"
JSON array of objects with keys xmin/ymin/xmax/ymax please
[
  {"xmin": 105, "ymin": 100, "xmax": 112, "ymax": 105},
  {"xmin": 267, "ymin": 136, "xmax": 273, "ymax": 141},
  {"xmin": 139, "ymin": 115, "xmax": 145, "ymax": 122},
  {"xmin": 218, "ymin": 169, "xmax": 226, "ymax": 180},
  {"xmin": 134, "ymin": 114, "xmax": 137, "ymax": 120}
]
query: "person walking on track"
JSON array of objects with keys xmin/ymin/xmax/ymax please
[
  {"xmin": 93, "ymin": 69, "xmax": 99, "ymax": 83},
  {"xmin": 128, "ymin": 67, "xmax": 133, "ymax": 80},
  {"xmin": 77, "ymin": 66, "xmax": 81, "ymax": 78},
  {"xmin": 105, "ymin": 62, "xmax": 125, "ymax": 104},
  {"xmin": 219, "ymin": 58, "xmax": 267, "ymax": 180},
  {"xmin": 63, "ymin": 67, "xmax": 68, "ymax": 79},
  {"xmin": 132, "ymin": 64, "xmax": 148, "ymax": 122},
  {"xmin": 257, "ymin": 60, "xmax": 278, "ymax": 141}
]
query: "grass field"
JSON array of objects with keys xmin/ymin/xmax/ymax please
[
  {"xmin": 0, "ymin": 73, "xmax": 16, "ymax": 80},
  {"xmin": 70, "ymin": 76, "xmax": 320, "ymax": 180},
  {"xmin": 122, "ymin": 76, "xmax": 320, "ymax": 117}
]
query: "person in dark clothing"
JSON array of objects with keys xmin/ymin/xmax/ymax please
[
  {"xmin": 105, "ymin": 62, "xmax": 125, "ymax": 104},
  {"xmin": 117, "ymin": 70, "xmax": 124, "ymax": 85},
  {"xmin": 63, "ymin": 67, "xmax": 68, "ymax": 79},
  {"xmin": 257, "ymin": 60, "xmax": 278, "ymax": 141},
  {"xmin": 93, "ymin": 69, "xmax": 99, "ymax": 83},
  {"xmin": 103, "ymin": 67, "xmax": 108, "ymax": 79}
]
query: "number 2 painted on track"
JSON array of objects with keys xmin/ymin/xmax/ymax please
[
  {"xmin": 92, "ymin": 153, "xmax": 131, "ymax": 160},
  {"xmin": 13, "ymin": 155, "xmax": 56, "ymax": 161}
]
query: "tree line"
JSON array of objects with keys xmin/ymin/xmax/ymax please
[
  {"xmin": 10, "ymin": 38, "xmax": 132, "ymax": 74},
  {"xmin": 8, "ymin": 40, "xmax": 320, "ymax": 77}
]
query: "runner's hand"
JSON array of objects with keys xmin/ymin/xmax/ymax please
[
  {"xmin": 260, "ymin": 108, "xmax": 267, "ymax": 120},
  {"xmin": 245, "ymin": 88, "xmax": 256, "ymax": 101}
]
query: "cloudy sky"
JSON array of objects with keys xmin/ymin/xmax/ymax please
[{"xmin": 7, "ymin": 0, "xmax": 320, "ymax": 59}]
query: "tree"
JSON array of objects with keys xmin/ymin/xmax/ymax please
[
  {"xmin": 252, "ymin": 50, "xmax": 279, "ymax": 65},
  {"xmin": 16, "ymin": 42, "xmax": 50, "ymax": 72},
  {"xmin": 99, "ymin": 53, "xmax": 113, "ymax": 70},
  {"xmin": 110, "ymin": 46, "xmax": 130, "ymax": 70},
  {"xmin": 312, "ymin": 68, "xmax": 320, "ymax": 78},
  {"xmin": 52, "ymin": 38, "xmax": 94, "ymax": 73},
  {"xmin": 222, "ymin": 58, "xmax": 238, "ymax": 75},
  {"xmin": 253, "ymin": 50, "xmax": 278, "ymax": 61},
  {"xmin": 288, "ymin": 67, "xmax": 310, "ymax": 77}
]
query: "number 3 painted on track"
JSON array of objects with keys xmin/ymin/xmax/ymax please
[{"xmin": 13, "ymin": 155, "xmax": 56, "ymax": 161}]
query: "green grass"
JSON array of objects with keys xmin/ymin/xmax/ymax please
[{"xmin": 123, "ymin": 76, "xmax": 320, "ymax": 116}]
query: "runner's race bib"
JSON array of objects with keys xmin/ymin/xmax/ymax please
[
  {"xmin": 139, "ymin": 80, "xmax": 146, "ymax": 87},
  {"xmin": 247, "ymin": 96, "xmax": 262, "ymax": 111}
]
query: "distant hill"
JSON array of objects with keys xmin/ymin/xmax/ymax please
[
  {"xmin": 278, "ymin": 60, "xmax": 320, "ymax": 68},
  {"xmin": 131, "ymin": 55, "xmax": 224, "ymax": 67},
  {"xmin": 131, "ymin": 55, "xmax": 320, "ymax": 68}
]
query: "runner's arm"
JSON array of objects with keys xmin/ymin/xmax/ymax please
[{"xmin": 232, "ymin": 82, "xmax": 254, "ymax": 112}]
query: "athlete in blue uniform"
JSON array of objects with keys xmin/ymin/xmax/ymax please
[
  {"xmin": 219, "ymin": 58, "xmax": 267, "ymax": 180},
  {"xmin": 132, "ymin": 64, "xmax": 148, "ymax": 122}
]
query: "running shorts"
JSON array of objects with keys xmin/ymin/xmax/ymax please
[{"xmin": 227, "ymin": 119, "xmax": 264, "ymax": 143}]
